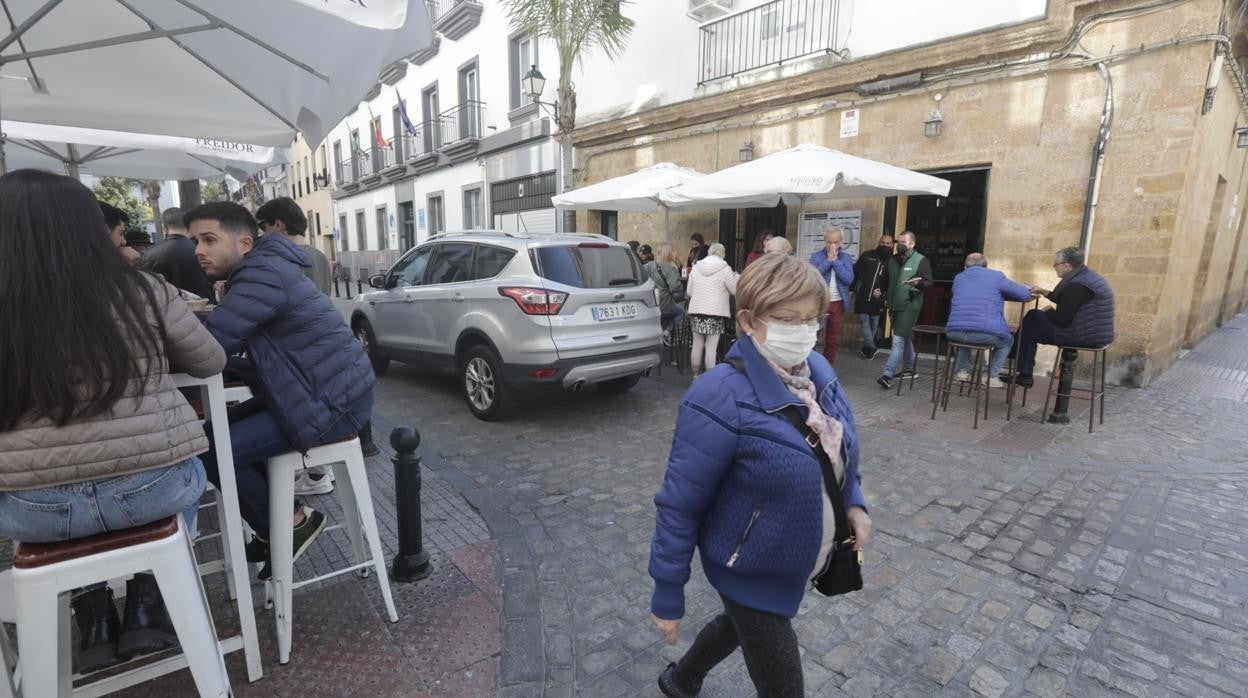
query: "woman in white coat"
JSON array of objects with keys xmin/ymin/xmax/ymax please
[{"xmin": 685, "ymin": 243, "xmax": 739, "ymax": 375}]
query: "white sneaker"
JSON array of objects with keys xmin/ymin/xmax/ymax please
[
  {"xmin": 953, "ymin": 370, "xmax": 971, "ymax": 382},
  {"xmin": 987, "ymin": 377, "xmax": 1006, "ymax": 389},
  {"xmin": 294, "ymin": 469, "xmax": 334, "ymax": 496}
]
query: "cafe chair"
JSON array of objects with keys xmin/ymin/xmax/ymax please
[
  {"xmin": 1042, "ymin": 344, "xmax": 1111, "ymax": 433},
  {"xmin": 265, "ymin": 434, "xmax": 397, "ymax": 664},
  {"xmin": 5, "ymin": 517, "xmax": 230, "ymax": 697},
  {"xmin": 933, "ymin": 339, "xmax": 996, "ymax": 429}
]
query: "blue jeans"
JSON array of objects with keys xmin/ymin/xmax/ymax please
[
  {"xmin": 883, "ymin": 334, "xmax": 917, "ymax": 378},
  {"xmin": 858, "ymin": 313, "xmax": 881, "ymax": 351},
  {"xmin": 947, "ymin": 330, "xmax": 1014, "ymax": 379},
  {"xmin": 1016, "ymin": 309, "xmax": 1058, "ymax": 377},
  {"xmin": 0, "ymin": 457, "xmax": 206, "ymax": 543},
  {"xmin": 200, "ymin": 396, "xmax": 370, "ymax": 535}
]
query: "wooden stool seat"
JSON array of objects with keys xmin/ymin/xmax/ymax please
[
  {"xmin": 318, "ymin": 431, "xmax": 358, "ymax": 446},
  {"xmin": 1042, "ymin": 344, "xmax": 1110, "ymax": 433},
  {"xmin": 13, "ymin": 516, "xmax": 179, "ymax": 570}
]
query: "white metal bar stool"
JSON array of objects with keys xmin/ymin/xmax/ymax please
[
  {"xmin": 265, "ymin": 434, "xmax": 397, "ymax": 664},
  {"xmin": 8, "ymin": 516, "xmax": 230, "ymax": 698}
]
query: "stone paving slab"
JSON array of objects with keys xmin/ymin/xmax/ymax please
[{"xmin": 361, "ymin": 311, "xmax": 1248, "ymax": 696}]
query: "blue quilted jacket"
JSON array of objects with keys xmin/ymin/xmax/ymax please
[
  {"xmin": 205, "ymin": 234, "xmax": 374, "ymax": 451},
  {"xmin": 810, "ymin": 248, "xmax": 855, "ymax": 305},
  {"xmin": 946, "ymin": 266, "xmax": 1033, "ymax": 341},
  {"xmin": 649, "ymin": 336, "xmax": 867, "ymax": 620}
]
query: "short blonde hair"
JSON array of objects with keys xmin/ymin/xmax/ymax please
[
  {"xmin": 763, "ymin": 236, "xmax": 792, "ymax": 254},
  {"xmin": 653, "ymin": 242, "xmax": 682, "ymax": 266},
  {"xmin": 708, "ymin": 242, "xmax": 726, "ymax": 258},
  {"xmin": 737, "ymin": 252, "xmax": 828, "ymax": 321}
]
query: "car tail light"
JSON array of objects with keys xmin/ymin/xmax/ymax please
[
  {"xmin": 499, "ymin": 287, "xmax": 567, "ymax": 315},
  {"xmin": 526, "ymin": 368, "xmax": 558, "ymax": 379}
]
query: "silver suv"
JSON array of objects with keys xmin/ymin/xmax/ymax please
[{"xmin": 351, "ymin": 231, "xmax": 662, "ymax": 420}]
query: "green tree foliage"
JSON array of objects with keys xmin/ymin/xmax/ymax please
[{"xmin": 92, "ymin": 176, "xmax": 151, "ymax": 228}]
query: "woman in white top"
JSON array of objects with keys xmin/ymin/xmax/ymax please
[{"xmin": 684, "ymin": 243, "xmax": 739, "ymax": 375}]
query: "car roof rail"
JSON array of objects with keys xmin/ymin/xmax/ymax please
[{"xmin": 430, "ymin": 229, "xmax": 531, "ymax": 240}]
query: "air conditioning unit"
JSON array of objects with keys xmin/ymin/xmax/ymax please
[{"xmin": 688, "ymin": 0, "xmax": 733, "ymax": 22}]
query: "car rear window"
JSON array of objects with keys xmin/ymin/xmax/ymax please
[{"xmin": 533, "ymin": 245, "xmax": 643, "ymax": 288}]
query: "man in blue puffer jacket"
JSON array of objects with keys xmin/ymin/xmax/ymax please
[
  {"xmin": 945, "ymin": 253, "xmax": 1033, "ymax": 386},
  {"xmin": 187, "ymin": 202, "xmax": 375, "ymax": 571}
]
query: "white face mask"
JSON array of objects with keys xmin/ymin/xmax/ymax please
[{"xmin": 754, "ymin": 320, "xmax": 818, "ymax": 367}]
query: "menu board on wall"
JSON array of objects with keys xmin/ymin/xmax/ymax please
[{"xmin": 798, "ymin": 210, "xmax": 863, "ymax": 262}]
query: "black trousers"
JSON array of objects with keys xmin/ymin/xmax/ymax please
[{"xmin": 671, "ymin": 595, "xmax": 803, "ymax": 697}]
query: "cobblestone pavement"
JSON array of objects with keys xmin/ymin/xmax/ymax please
[{"xmin": 362, "ymin": 310, "xmax": 1248, "ymax": 697}]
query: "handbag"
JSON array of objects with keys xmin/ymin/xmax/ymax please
[
  {"xmin": 777, "ymin": 407, "xmax": 864, "ymax": 597},
  {"xmin": 725, "ymin": 359, "xmax": 863, "ymax": 597}
]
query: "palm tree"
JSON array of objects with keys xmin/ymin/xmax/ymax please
[
  {"xmin": 144, "ymin": 180, "xmax": 164, "ymax": 241},
  {"xmin": 502, "ymin": 0, "xmax": 634, "ymax": 232}
]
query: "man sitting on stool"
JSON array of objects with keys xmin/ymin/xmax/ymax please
[
  {"xmin": 1003, "ymin": 246, "xmax": 1116, "ymax": 388},
  {"xmin": 187, "ymin": 202, "xmax": 376, "ymax": 577},
  {"xmin": 946, "ymin": 253, "xmax": 1032, "ymax": 387}
]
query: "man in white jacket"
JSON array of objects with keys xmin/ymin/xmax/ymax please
[{"xmin": 685, "ymin": 243, "xmax": 739, "ymax": 374}]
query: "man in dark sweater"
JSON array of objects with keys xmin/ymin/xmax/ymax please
[
  {"xmin": 850, "ymin": 233, "xmax": 893, "ymax": 358},
  {"xmin": 139, "ymin": 208, "xmax": 215, "ymax": 299},
  {"xmin": 1004, "ymin": 246, "xmax": 1116, "ymax": 387}
]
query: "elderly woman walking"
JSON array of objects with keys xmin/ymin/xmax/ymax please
[
  {"xmin": 685, "ymin": 242, "xmax": 738, "ymax": 375},
  {"xmin": 649, "ymin": 253, "xmax": 872, "ymax": 697}
]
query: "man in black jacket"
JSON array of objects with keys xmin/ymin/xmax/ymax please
[
  {"xmin": 139, "ymin": 207, "xmax": 215, "ymax": 299},
  {"xmin": 850, "ymin": 233, "xmax": 893, "ymax": 359}
]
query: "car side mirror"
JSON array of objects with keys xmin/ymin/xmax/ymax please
[{"xmin": 368, "ymin": 273, "xmax": 387, "ymax": 289}]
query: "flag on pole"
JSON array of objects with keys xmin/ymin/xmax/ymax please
[
  {"xmin": 396, "ymin": 88, "xmax": 419, "ymax": 137},
  {"xmin": 366, "ymin": 105, "xmax": 387, "ymax": 148}
]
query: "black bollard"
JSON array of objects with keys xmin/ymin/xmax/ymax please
[
  {"xmin": 1048, "ymin": 349, "xmax": 1078, "ymax": 424},
  {"xmin": 357, "ymin": 278, "xmax": 363, "ymax": 295},
  {"xmin": 390, "ymin": 426, "xmax": 432, "ymax": 582}
]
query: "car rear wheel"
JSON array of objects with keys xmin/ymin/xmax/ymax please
[
  {"xmin": 598, "ymin": 373, "xmax": 642, "ymax": 393},
  {"xmin": 462, "ymin": 346, "xmax": 511, "ymax": 421},
  {"xmin": 354, "ymin": 320, "xmax": 389, "ymax": 376}
]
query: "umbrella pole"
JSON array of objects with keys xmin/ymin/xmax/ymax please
[
  {"xmin": 0, "ymin": 89, "xmax": 7, "ymax": 175},
  {"xmin": 664, "ymin": 205, "xmax": 670, "ymax": 242}
]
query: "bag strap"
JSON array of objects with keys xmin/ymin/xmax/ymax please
[{"xmin": 726, "ymin": 358, "xmax": 853, "ymax": 548}]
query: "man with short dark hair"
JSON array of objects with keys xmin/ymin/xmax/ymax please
[
  {"xmin": 1003, "ymin": 246, "xmax": 1115, "ymax": 388},
  {"xmin": 139, "ymin": 207, "xmax": 215, "ymax": 299},
  {"xmin": 877, "ymin": 231, "xmax": 932, "ymax": 389},
  {"xmin": 100, "ymin": 202, "xmax": 140, "ymax": 264},
  {"xmin": 851, "ymin": 233, "xmax": 893, "ymax": 359},
  {"xmin": 187, "ymin": 201, "xmax": 375, "ymax": 575},
  {"xmin": 255, "ymin": 197, "xmax": 332, "ymax": 294}
]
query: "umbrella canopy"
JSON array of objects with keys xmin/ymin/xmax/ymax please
[
  {"xmin": 659, "ymin": 144, "xmax": 951, "ymax": 210},
  {"xmin": 0, "ymin": 0, "xmax": 433, "ymax": 162},
  {"xmin": 3, "ymin": 119, "xmax": 283, "ymax": 180},
  {"xmin": 553, "ymin": 162, "xmax": 705, "ymax": 213}
]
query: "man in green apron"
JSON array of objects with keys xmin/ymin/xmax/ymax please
[{"xmin": 878, "ymin": 231, "xmax": 933, "ymax": 389}]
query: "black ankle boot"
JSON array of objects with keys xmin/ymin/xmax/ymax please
[
  {"xmin": 71, "ymin": 587, "xmax": 121, "ymax": 673},
  {"xmin": 118, "ymin": 573, "xmax": 179, "ymax": 660},
  {"xmin": 658, "ymin": 663, "xmax": 701, "ymax": 697}
]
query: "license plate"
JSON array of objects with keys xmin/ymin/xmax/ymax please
[{"xmin": 592, "ymin": 303, "xmax": 638, "ymax": 322}]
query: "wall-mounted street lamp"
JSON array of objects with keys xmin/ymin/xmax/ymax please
[
  {"xmin": 522, "ymin": 65, "xmax": 559, "ymax": 120},
  {"xmin": 924, "ymin": 93, "xmax": 944, "ymax": 138},
  {"xmin": 739, "ymin": 141, "xmax": 755, "ymax": 162}
]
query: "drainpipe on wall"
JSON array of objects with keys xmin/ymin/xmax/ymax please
[{"xmin": 1079, "ymin": 62, "xmax": 1114, "ymax": 255}]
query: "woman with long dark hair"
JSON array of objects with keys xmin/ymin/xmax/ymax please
[{"xmin": 0, "ymin": 169, "xmax": 226, "ymax": 672}]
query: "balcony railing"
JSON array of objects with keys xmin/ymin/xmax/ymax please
[
  {"xmin": 437, "ymin": 100, "xmax": 485, "ymax": 145},
  {"xmin": 698, "ymin": 0, "xmax": 840, "ymax": 85},
  {"xmin": 429, "ymin": 0, "xmax": 482, "ymax": 40}
]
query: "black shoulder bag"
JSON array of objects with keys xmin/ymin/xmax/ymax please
[{"xmin": 726, "ymin": 359, "xmax": 863, "ymax": 597}]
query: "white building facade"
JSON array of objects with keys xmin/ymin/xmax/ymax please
[{"xmin": 327, "ymin": 0, "xmax": 562, "ymax": 278}]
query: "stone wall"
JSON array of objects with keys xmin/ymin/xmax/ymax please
[{"xmin": 570, "ymin": 0, "xmax": 1248, "ymax": 386}]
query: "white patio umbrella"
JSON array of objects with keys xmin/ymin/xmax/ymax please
[
  {"xmin": 0, "ymin": 0, "xmax": 433, "ymax": 172},
  {"xmin": 660, "ymin": 144, "xmax": 952, "ymax": 221},
  {"xmin": 552, "ymin": 162, "xmax": 705, "ymax": 236},
  {"xmin": 3, "ymin": 119, "xmax": 283, "ymax": 179}
]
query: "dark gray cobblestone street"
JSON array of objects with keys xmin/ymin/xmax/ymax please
[{"xmin": 369, "ymin": 310, "xmax": 1248, "ymax": 697}]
